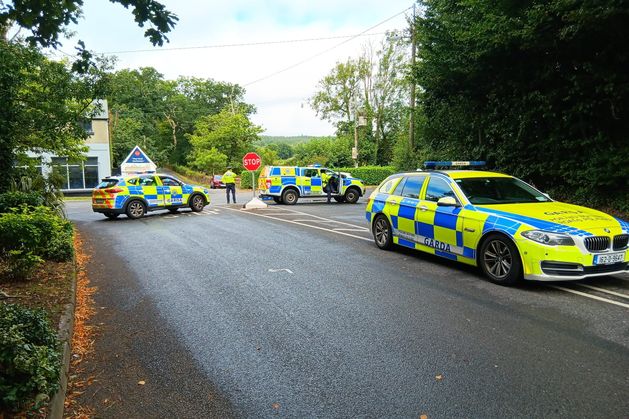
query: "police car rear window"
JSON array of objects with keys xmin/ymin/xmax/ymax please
[{"xmin": 97, "ymin": 179, "xmax": 118, "ymax": 189}]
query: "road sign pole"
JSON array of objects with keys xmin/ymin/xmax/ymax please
[{"xmin": 252, "ymin": 171, "xmax": 255, "ymax": 199}]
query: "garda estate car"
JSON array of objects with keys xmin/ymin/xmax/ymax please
[
  {"xmin": 92, "ymin": 173, "xmax": 211, "ymax": 219},
  {"xmin": 366, "ymin": 163, "xmax": 629, "ymax": 284},
  {"xmin": 258, "ymin": 165, "xmax": 366, "ymax": 205}
]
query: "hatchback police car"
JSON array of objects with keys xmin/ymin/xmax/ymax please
[
  {"xmin": 366, "ymin": 162, "xmax": 629, "ymax": 284},
  {"xmin": 258, "ymin": 165, "xmax": 366, "ymax": 205},
  {"xmin": 92, "ymin": 174, "xmax": 211, "ymax": 219}
]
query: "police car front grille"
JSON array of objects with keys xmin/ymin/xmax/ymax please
[
  {"xmin": 584, "ymin": 236, "xmax": 610, "ymax": 252},
  {"xmin": 613, "ymin": 234, "xmax": 629, "ymax": 250}
]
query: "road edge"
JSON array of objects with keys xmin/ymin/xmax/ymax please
[{"xmin": 47, "ymin": 256, "xmax": 77, "ymax": 419}]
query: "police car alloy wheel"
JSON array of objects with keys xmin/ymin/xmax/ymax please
[
  {"xmin": 282, "ymin": 189, "xmax": 298, "ymax": 205},
  {"xmin": 480, "ymin": 234, "xmax": 522, "ymax": 285},
  {"xmin": 345, "ymin": 188, "xmax": 359, "ymax": 204},
  {"xmin": 190, "ymin": 194, "xmax": 205, "ymax": 212},
  {"xmin": 373, "ymin": 215, "xmax": 393, "ymax": 250},
  {"xmin": 126, "ymin": 200, "xmax": 146, "ymax": 219}
]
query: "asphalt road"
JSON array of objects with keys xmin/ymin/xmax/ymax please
[{"xmin": 66, "ymin": 194, "xmax": 629, "ymax": 418}]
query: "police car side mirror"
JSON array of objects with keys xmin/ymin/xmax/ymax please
[{"xmin": 437, "ymin": 196, "xmax": 460, "ymax": 207}]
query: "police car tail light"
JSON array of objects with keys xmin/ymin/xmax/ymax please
[
  {"xmin": 521, "ymin": 230, "xmax": 575, "ymax": 246},
  {"xmin": 265, "ymin": 179, "xmax": 272, "ymax": 189},
  {"xmin": 104, "ymin": 187, "xmax": 124, "ymax": 194}
]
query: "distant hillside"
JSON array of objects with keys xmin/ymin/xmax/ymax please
[{"xmin": 259, "ymin": 135, "xmax": 322, "ymax": 144}]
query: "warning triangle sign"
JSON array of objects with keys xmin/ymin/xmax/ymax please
[{"xmin": 123, "ymin": 146, "xmax": 153, "ymax": 164}]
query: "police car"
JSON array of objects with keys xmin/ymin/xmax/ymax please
[
  {"xmin": 258, "ymin": 165, "xmax": 366, "ymax": 205},
  {"xmin": 366, "ymin": 161, "xmax": 629, "ymax": 284},
  {"xmin": 92, "ymin": 173, "xmax": 211, "ymax": 219}
]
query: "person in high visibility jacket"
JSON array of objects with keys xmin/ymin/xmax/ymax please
[
  {"xmin": 222, "ymin": 167, "xmax": 237, "ymax": 204},
  {"xmin": 321, "ymin": 171, "xmax": 332, "ymax": 204}
]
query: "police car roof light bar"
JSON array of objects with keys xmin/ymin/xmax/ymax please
[{"xmin": 423, "ymin": 161, "xmax": 486, "ymax": 169}]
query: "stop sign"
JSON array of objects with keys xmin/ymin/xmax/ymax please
[{"xmin": 242, "ymin": 152, "xmax": 261, "ymax": 171}]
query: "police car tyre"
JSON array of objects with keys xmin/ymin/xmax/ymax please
[
  {"xmin": 104, "ymin": 212, "xmax": 119, "ymax": 219},
  {"xmin": 479, "ymin": 234, "xmax": 522, "ymax": 285},
  {"xmin": 168, "ymin": 208, "xmax": 179, "ymax": 213},
  {"xmin": 344, "ymin": 187, "xmax": 360, "ymax": 204},
  {"xmin": 126, "ymin": 200, "xmax": 146, "ymax": 219},
  {"xmin": 273, "ymin": 196, "xmax": 282, "ymax": 204},
  {"xmin": 282, "ymin": 189, "xmax": 298, "ymax": 205},
  {"xmin": 190, "ymin": 194, "xmax": 205, "ymax": 212},
  {"xmin": 333, "ymin": 196, "xmax": 345, "ymax": 203},
  {"xmin": 373, "ymin": 215, "xmax": 393, "ymax": 250}
]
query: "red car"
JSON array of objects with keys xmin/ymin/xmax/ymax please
[{"xmin": 210, "ymin": 175, "xmax": 225, "ymax": 189}]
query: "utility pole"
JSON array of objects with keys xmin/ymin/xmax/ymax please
[{"xmin": 409, "ymin": 3, "xmax": 417, "ymax": 150}]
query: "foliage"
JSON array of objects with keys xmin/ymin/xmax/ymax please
[
  {"xmin": 0, "ymin": 250, "xmax": 43, "ymax": 282},
  {"xmin": 187, "ymin": 109, "xmax": 263, "ymax": 169},
  {"xmin": 335, "ymin": 166, "xmax": 397, "ymax": 185},
  {"xmin": 291, "ymin": 136, "xmax": 353, "ymax": 167},
  {"xmin": 189, "ymin": 147, "xmax": 228, "ymax": 175},
  {"xmin": 239, "ymin": 170, "xmax": 259, "ymax": 190},
  {"xmin": 10, "ymin": 174, "xmax": 66, "ymax": 217},
  {"xmin": 0, "ymin": 192, "xmax": 44, "ymax": 213},
  {"xmin": 108, "ymin": 69, "xmax": 253, "ymax": 167},
  {"xmin": 414, "ymin": 0, "xmax": 629, "ymax": 212},
  {"xmin": 0, "ymin": 303, "xmax": 61, "ymax": 411},
  {"xmin": 0, "ymin": 207, "xmax": 74, "ymax": 263},
  {"xmin": 310, "ymin": 33, "xmax": 409, "ymax": 165},
  {"xmin": 0, "ymin": 40, "xmax": 110, "ymax": 192}
]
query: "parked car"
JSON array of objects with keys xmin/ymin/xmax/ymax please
[{"xmin": 210, "ymin": 175, "xmax": 225, "ymax": 189}]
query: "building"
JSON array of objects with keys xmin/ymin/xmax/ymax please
[{"xmin": 29, "ymin": 99, "xmax": 112, "ymax": 192}]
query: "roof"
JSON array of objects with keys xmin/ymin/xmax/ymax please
[{"xmin": 442, "ymin": 170, "xmax": 511, "ymax": 179}]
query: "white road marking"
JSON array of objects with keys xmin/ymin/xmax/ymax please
[
  {"xmin": 224, "ymin": 207, "xmax": 372, "ymax": 242},
  {"xmin": 292, "ymin": 219, "xmax": 344, "ymax": 223},
  {"xmin": 333, "ymin": 228, "xmax": 370, "ymax": 232},
  {"xmin": 574, "ymin": 284, "xmax": 629, "ymax": 299},
  {"xmin": 268, "ymin": 268, "xmax": 294, "ymax": 274},
  {"xmin": 548, "ymin": 285, "xmax": 629, "ymax": 309},
  {"xmin": 278, "ymin": 207, "xmax": 368, "ymax": 230},
  {"xmin": 226, "ymin": 207, "xmax": 627, "ymax": 309}
]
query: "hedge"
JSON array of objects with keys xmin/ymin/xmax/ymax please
[
  {"xmin": 0, "ymin": 206, "xmax": 74, "ymax": 263},
  {"xmin": 334, "ymin": 166, "xmax": 397, "ymax": 185},
  {"xmin": 0, "ymin": 304, "xmax": 61, "ymax": 410},
  {"xmin": 0, "ymin": 192, "xmax": 44, "ymax": 213},
  {"xmin": 239, "ymin": 170, "xmax": 259, "ymax": 189}
]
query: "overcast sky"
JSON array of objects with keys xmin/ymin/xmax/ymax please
[{"xmin": 61, "ymin": 0, "xmax": 413, "ymax": 136}]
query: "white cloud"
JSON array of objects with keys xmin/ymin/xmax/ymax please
[{"xmin": 71, "ymin": 0, "xmax": 412, "ymax": 136}]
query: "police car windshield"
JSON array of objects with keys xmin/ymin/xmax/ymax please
[{"xmin": 455, "ymin": 177, "xmax": 550, "ymax": 205}]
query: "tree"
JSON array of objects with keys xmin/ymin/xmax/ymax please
[
  {"xmin": 413, "ymin": 0, "xmax": 629, "ymax": 212},
  {"xmin": 1, "ymin": 0, "xmax": 177, "ymax": 71},
  {"xmin": 310, "ymin": 33, "xmax": 409, "ymax": 165},
  {"xmin": 189, "ymin": 147, "xmax": 227, "ymax": 175},
  {"xmin": 187, "ymin": 109, "xmax": 263, "ymax": 170},
  {"xmin": 0, "ymin": 41, "xmax": 110, "ymax": 191}
]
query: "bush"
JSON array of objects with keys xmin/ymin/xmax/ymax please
[
  {"xmin": 334, "ymin": 166, "xmax": 397, "ymax": 185},
  {"xmin": 0, "ymin": 250, "xmax": 43, "ymax": 281},
  {"xmin": 0, "ymin": 206, "xmax": 74, "ymax": 263},
  {"xmin": 0, "ymin": 192, "xmax": 44, "ymax": 213},
  {"xmin": 239, "ymin": 170, "xmax": 259, "ymax": 189},
  {"xmin": 0, "ymin": 303, "xmax": 61, "ymax": 410}
]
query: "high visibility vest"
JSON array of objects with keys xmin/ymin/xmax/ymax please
[
  {"xmin": 222, "ymin": 170, "xmax": 236, "ymax": 184},
  {"xmin": 321, "ymin": 171, "xmax": 330, "ymax": 186}
]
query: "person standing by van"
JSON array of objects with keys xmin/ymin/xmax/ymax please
[{"xmin": 223, "ymin": 167, "xmax": 236, "ymax": 204}]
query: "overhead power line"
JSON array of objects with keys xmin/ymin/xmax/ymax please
[
  {"xmin": 242, "ymin": 6, "xmax": 412, "ymax": 87},
  {"xmin": 101, "ymin": 32, "xmax": 389, "ymax": 55}
]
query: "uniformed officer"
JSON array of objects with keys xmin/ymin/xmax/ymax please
[
  {"xmin": 321, "ymin": 170, "xmax": 332, "ymax": 204},
  {"xmin": 222, "ymin": 167, "xmax": 236, "ymax": 204}
]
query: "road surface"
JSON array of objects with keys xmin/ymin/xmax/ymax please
[{"xmin": 66, "ymin": 194, "xmax": 629, "ymax": 418}]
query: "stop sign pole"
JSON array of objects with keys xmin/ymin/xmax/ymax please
[{"xmin": 242, "ymin": 152, "xmax": 262, "ymax": 199}]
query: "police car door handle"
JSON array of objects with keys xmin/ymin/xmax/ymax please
[
  {"xmin": 419, "ymin": 205, "xmax": 428, "ymax": 211},
  {"xmin": 464, "ymin": 227, "xmax": 476, "ymax": 233}
]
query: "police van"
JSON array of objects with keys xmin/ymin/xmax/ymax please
[{"xmin": 258, "ymin": 165, "xmax": 366, "ymax": 205}]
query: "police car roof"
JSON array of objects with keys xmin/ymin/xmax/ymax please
[{"xmin": 400, "ymin": 170, "xmax": 511, "ymax": 179}]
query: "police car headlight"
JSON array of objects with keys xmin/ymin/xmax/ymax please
[{"xmin": 521, "ymin": 230, "xmax": 575, "ymax": 246}]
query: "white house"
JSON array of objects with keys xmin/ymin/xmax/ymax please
[{"xmin": 29, "ymin": 99, "xmax": 112, "ymax": 192}]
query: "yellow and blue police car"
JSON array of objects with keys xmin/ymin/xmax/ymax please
[
  {"xmin": 258, "ymin": 165, "xmax": 366, "ymax": 205},
  {"xmin": 366, "ymin": 161, "xmax": 629, "ymax": 284},
  {"xmin": 92, "ymin": 173, "xmax": 211, "ymax": 219}
]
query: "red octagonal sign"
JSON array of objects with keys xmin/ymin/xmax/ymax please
[{"xmin": 242, "ymin": 152, "xmax": 261, "ymax": 171}]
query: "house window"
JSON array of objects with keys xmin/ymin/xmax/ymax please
[
  {"xmin": 52, "ymin": 157, "xmax": 99, "ymax": 189},
  {"xmin": 80, "ymin": 120, "xmax": 94, "ymax": 135},
  {"xmin": 15, "ymin": 157, "xmax": 44, "ymax": 176}
]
